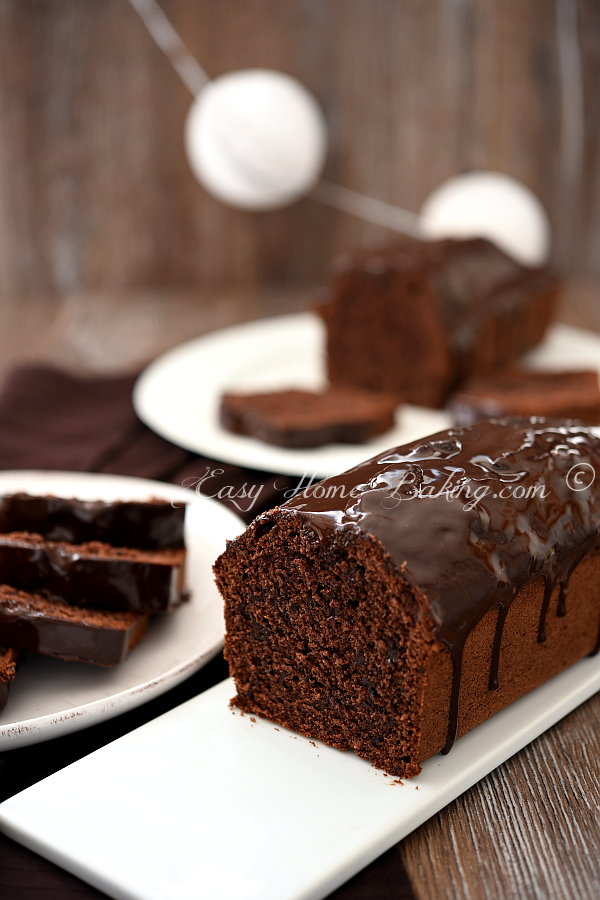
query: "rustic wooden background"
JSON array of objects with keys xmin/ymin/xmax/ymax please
[{"xmin": 0, "ymin": 0, "xmax": 598, "ymax": 300}]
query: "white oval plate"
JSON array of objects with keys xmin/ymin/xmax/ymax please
[
  {"xmin": 133, "ymin": 313, "xmax": 600, "ymax": 479},
  {"xmin": 0, "ymin": 471, "xmax": 245, "ymax": 749}
]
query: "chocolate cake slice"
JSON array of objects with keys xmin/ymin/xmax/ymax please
[
  {"xmin": 0, "ymin": 586, "xmax": 147, "ymax": 666},
  {"xmin": 0, "ymin": 493, "xmax": 186, "ymax": 549},
  {"xmin": 0, "ymin": 533, "xmax": 186, "ymax": 613},
  {"xmin": 215, "ymin": 419, "xmax": 600, "ymax": 777},
  {"xmin": 0, "ymin": 646, "xmax": 19, "ymax": 711},
  {"xmin": 321, "ymin": 236, "xmax": 559, "ymax": 407},
  {"xmin": 220, "ymin": 387, "xmax": 398, "ymax": 448},
  {"xmin": 449, "ymin": 369, "xmax": 600, "ymax": 426}
]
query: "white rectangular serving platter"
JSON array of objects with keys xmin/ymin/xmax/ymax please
[{"xmin": 1, "ymin": 659, "xmax": 599, "ymax": 900}]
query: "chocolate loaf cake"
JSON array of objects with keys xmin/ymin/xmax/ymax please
[
  {"xmin": 0, "ymin": 586, "xmax": 148, "ymax": 666},
  {"xmin": 449, "ymin": 369, "xmax": 600, "ymax": 426},
  {"xmin": 0, "ymin": 646, "xmax": 19, "ymax": 711},
  {"xmin": 321, "ymin": 236, "xmax": 559, "ymax": 407},
  {"xmin": 220, "ymin": 387, "xmax": 398, "ymax": 448},
  {"xmin": 0, "ymin": 493, "xmax": 186, "ymax": 549},
  {"xmin": 215, "ymin": 419, "xmax": 600, "ymax": 777},
  {"xmin": 0, "ymin": 533, "xmax": 186, "ymax": 613}
]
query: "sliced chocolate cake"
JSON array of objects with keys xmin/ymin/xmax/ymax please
[
  {"xmin": 0, "ymin": 533, "xmax": 186, "ymax": 613},
  {"xmin": 0, "ymin": 586, "xmax": 148, "ymax": 666},
  {"xmin": 0, "ymin": 493, "xmax": 186, "ymax": 549},
  {"xmin": 215, "ymin": 419, "xmax": 600, "ymax": 777},
  {"xmin": 449, "ymin": 369, "xmax": 600, "ymax": 426},
  {"xmin": 321, "ymin": 236, "xmax": 559, "ymax": 408},
  {"xmin": 0, "ymin": 490, "xmax": 190, "ymax": 711},
  {"xmin": 220, "ymin": 387, "xmax": 398, "ymax": 448}
]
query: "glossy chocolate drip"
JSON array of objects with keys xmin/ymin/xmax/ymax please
[
  {"xmin": 282, "ymin": 418, "xmax": 600, "ymax": 755},
  {"xmin": 0, "ymin": 493, "xmax": 186, "ymax": 549},
  {"xmin": 488, "ymin": 601, "xmax": 508, "ymax": 692},
  {"xmin": 536, "ymin": 538, "xmax": 594, "ymax": 642},
  {"xmin": 537, "ymin": 577, "xmax": 554, "ymax": 644},
  {"xmin": 557, "ymin": 583, "xmax": 568, "ymax": 617}
]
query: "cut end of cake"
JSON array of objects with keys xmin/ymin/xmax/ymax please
[{"xmin": 216, "ymin": 508, "xmax": 438, "ymax": 777}]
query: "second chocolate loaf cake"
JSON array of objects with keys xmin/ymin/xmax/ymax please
[{"xmin": 321, "ymin": 236, "xmax": 559, "ymax": 407}]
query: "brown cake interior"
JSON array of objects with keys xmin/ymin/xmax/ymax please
[
  {"xmin": 323, "ymin": 263, "xmax": 452, "ymax": 407},
  {"xmin": 219, "ymin": 513, "xmax": 435, "ymax": 777}
]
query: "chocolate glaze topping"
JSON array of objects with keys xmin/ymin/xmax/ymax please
[
  {"xmin": 0, "ymin": 534, "xmax": 186, "ymax": 613},
  {"xmin": 281, "ymin": 418, "xmax": 600, "ymax": 753},
  {"xmin": 0, "ymin": 587, "xmax": 147, "ymax": 666},
  {"xmin": 0, "ymin": 493, "xmax": 186, "ymax": 549}
]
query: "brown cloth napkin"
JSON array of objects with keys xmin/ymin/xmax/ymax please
[
  {"xmin": 0, "ymin": 365, "xmax": 298, "ymax": 524},
  {"xmin": 0, "ymin": 364, "xmax": 416, "ymax": 900}
]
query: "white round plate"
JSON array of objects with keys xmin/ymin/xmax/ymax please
[
  {"xmin": 0, "ymin": 470, "xmax": 245, "ymax": 749},
  {"xmin": 133, "ymin": 312, "xmax": 449, "ymax": 478},
  {"xmin": 133, "ymin": 313, "xmax": 600, "ymax": 479}
]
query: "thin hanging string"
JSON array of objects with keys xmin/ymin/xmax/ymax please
[
  {"xmin": 312, "ymin": 181, "xmax": 423, "ymax": 236},
  {"xmin": 127, "ymin": 0, "xmax": 584, "ymax": 242},
  {"xmin": 127, "ymin": 0, "xmax": 210, "ymax": 96},
  {"xmin": 126, "ymin": 0, "xmax": 422, "ymax": 234}
]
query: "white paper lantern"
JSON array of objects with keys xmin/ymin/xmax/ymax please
[{"xmin": 185, "ymin": 69, "xmax": 327, "ymax": 211}]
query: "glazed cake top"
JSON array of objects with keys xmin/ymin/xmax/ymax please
[{"xmin": 280, "ymin": 418, "xmax": 600, "ymax": 644}]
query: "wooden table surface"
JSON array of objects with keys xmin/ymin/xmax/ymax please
[{"xmin": 0, "ymin": 282, "xmax": 599, "ymax": 900}]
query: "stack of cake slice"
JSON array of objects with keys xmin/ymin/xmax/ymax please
[{"xmin": 0, "ymin": 493, "xmax": 187, "ymax": 710}]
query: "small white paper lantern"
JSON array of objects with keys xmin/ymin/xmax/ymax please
[{"xmin": 185, "ymin": 69, "xmax": 327, "ymax": 211}]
